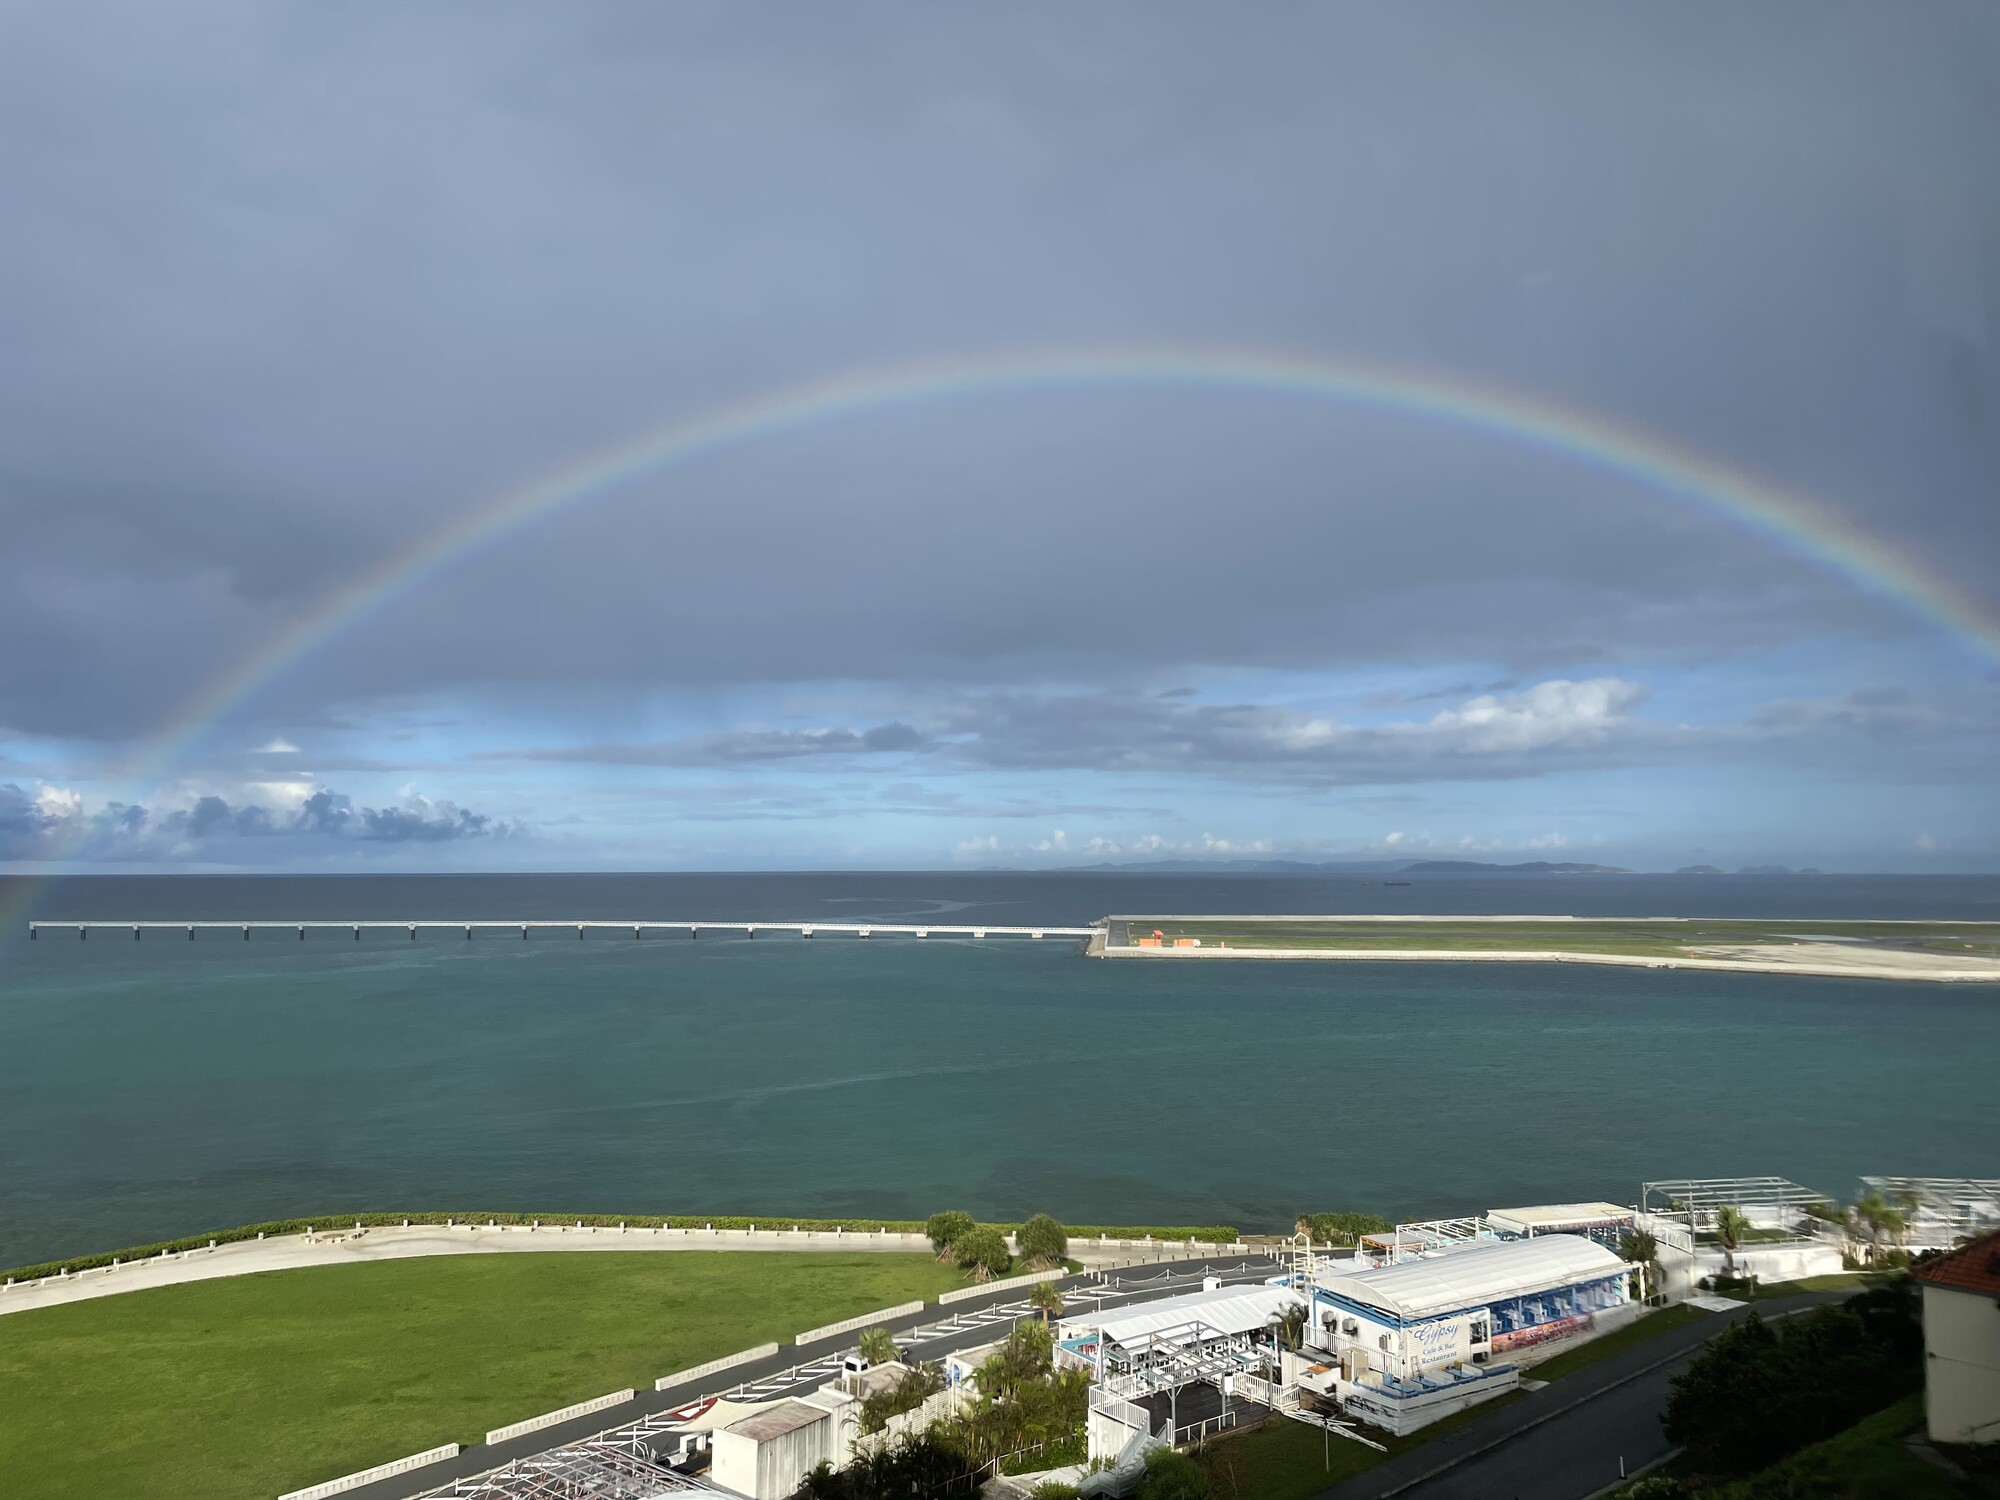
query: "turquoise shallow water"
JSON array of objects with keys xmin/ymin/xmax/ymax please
[{"xmin": 3, "ymin": 871, "xmax": 1996, "ymax": 1269}]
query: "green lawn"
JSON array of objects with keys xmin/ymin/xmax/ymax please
[
  {"xmin": 1194, "ymin": 1394, "xmax": 1520, "ymax": 1500},
  {"xmin": 0, "ymin": 1251, "xmax": 966, "ymax": 1500},
  {"xmin": 1526, "ymin": 1303, "xmax": 1709, "ymax": 1382}
]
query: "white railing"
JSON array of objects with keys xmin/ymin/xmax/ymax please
[
  {"xmin": 654, "ymin": 1341, "xmax": 780, "ymax": 1392},
  {"xmin": 277, "ymin": 1443, "xmax": 460, "ymax": 1500},
  {"xmin": 484, "ymin": 1389, "xmax": 634, "ymax": 1445},
  {"xmin": 795, "ymin": 1300, "xmax": 925, "ymax": 1345},
  {"xmin": 938, "ymin": 1267, "xmax": 1066, "ymax": 1303}
]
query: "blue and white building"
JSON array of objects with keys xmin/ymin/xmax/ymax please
[{"xmin": 1298, "ymin": 1234, "xmax": 1633, "ymax": 1433}]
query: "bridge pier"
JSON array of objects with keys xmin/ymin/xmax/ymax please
[
  {"xmin": 242, "ymin": 926, "xmax": 250, "ymax": 940},
  {"xmin": 134, "ymin": 925, "xmax": 141, "ymax": 941},
  {"xmin": 189, "ymin": 926, "xmax": 196, "ymax": 941},
  {"xmin": 298, "ymin": 925, "xmax": 305, "ymax": 940},
  {"xmin": 353, "ymin": 925, "xmax": 361, "ymax": 940},
  {"xmin": 408, "ymin": 924, "xmax": 417, "ymax": 941}
]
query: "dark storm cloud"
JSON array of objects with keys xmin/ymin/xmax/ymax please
[{"xmin": 0, "ymin": 2, "xmax": 1993, "ymax": 747}]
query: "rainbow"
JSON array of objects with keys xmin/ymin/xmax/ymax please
[{"xmin": 9, "ymin": 346, "xmax": 1998, "ymax": 908}]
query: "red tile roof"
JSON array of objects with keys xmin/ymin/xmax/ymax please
[{"xmin": 1914, "ymin": 1231, "xmax": 2000, "ymax": 1297}]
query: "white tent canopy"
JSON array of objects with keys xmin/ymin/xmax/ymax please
[
  {"xmin": 1077, "ymin": 1284, "xmax": 1303, "ymax": 1348},
  {"xmin": 1315, "ymin": 1234, "xmax": 1625, "ymax": 1323}
]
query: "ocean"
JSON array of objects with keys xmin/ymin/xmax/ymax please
[{"xmin": 1, "ymin": 870, "xmax": 1995, "ymax": 1269}]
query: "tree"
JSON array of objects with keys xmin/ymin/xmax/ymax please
[
  {"xmin": 1663, "ymin": 1283, "xmax": 1923, "ymax": 1478},
  {"xmin": 1269, "ymin": 1300, "xmax": 1307, "ymax": 1351},
  {"xmin": 1136, "ymin": 1446, "xmax": 1213, "ymax": 1500},
  {"xmin": 927, "ymin": 1209, "xmax": 976, "ymax": 1259},
  {"xmin": 955, "ymin": 1225, "xmax": 1012, "ymax": 1279},
  {"xmin": 1017, "ymin": 1213, "xmax": 1069, "ymax": 1268},
  {"xmin": 857, "ymin": 1325, "xmax": 899, "ymax": 1367},
  {"xmin": 1713, "ymin": 1205, "xmax": 1751, "ymax": 1279},
  {"xmin": 1853, "ymin": 1192, "xmax": 1908, "ymax": 1265},
  {"xmin": 1618, "ymin": 1228, "xmax": 1660, "ymax": 1303},
  {"xmin": 1028, "ymin": 1280, "xmax": 1065, "ymax": 1323},
  {"xmin": 1299, "ymin": 1211, "xmax": 1392, "ymax": 1247}
]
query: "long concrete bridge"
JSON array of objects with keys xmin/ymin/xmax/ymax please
[{"xmin": 28, "ymin": 919, "xmax": 1101, "ymax": 942}]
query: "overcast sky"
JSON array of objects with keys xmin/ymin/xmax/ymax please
[{"xmin": 2, "ymin": 2, "xmax": 1996, "ymax": 872}]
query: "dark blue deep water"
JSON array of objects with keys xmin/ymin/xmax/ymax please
[{"xmin": 1, "ymin": 871, "xmax": 1995, "ymax": 1268}]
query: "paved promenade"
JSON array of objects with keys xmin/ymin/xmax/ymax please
[{"xmin": 1, "ymin": 1223, "xmax": 1201, "ymax": 1318}]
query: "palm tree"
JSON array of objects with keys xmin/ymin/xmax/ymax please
[
  {"xmin": 1027, "ymin": 1280, "xmax": 1064, "ymax": 1324},
  {"xmin": 1269, "ymin": 1302, "xmax": 1307, "ymax": 1352},
  {"xmin": 857, "ymin": 1325, "xmax": 899, "ymax": 1367},
  {"xmin": 1618, "ymin": 1229, "xmax": 1660, "ymax": 1303},
  {"xmin": 1714, "ymin": 1206, "xmax": 1751, "ymax": 1280},
  {"xmin": 1853, "ymin": 1192, "xmax": 1907, "ymax": 1265}
]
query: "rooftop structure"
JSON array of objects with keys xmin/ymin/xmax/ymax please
[
  {"xmin": 1077, "ymin": 1284, "xmax": 1303, "ymax": 1350},
  {"xmin": 1314, "ymin": 1235, "xmax": 1626, "ymax": 1325},
  {"xmin": 1640, "ymin": 1176, "xmax": 1828, "ymax": 1216},
  {"xmin": 1861, "ymin": 1177, "xmax": 2000, "ymax": 1244}
]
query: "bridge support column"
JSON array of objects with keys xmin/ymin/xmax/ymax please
[
  {"xmin": 521, "ymin": 924, "xmax": 528, "ymax": 940},
  {"xmin": 353, "ymin": 925, "xmax": 360, "ymax": 940},
  {"xmin": 408, "ymin": 924, "xmax": 416, "ymax": 941},
  {"xmin": 242, "ymin": 926, "xmax": 250, "ymax": 941},
  {"xmin": 134, "ymin": 925, "xmax": 141, "ymax": 940},
  {"xmin": 189, "ymin": 926, "xmax": 196, "ymax": 941},
  {"xmin": 634, "ymin": 925, "xmax": 642, "ymax": 939},
  {"xmin": 298, "ymin": 925, "xmax": 305, "ymax": 940},
  {"xmin": 577, "ymin": 924, "xmax": 584, "ymax": 940},
  {"xmin": 466, "ymin": 926, "xmax": 473, "ymax": 941},
  {"xmin": 916, "ymin": 929, "xmax": 928, "ymax": 939}
]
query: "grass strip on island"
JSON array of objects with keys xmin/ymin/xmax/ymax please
[
  {"xmin": 0, "ymin": 1250, "xmax": 965, "ymax": 1500},
  {"xmin": 1109, "ymin": 915, "xmax": 2000, "ymax": 981},
  {"xmin": 1, "ymin": 1212, "xmax": 1240, "ymax": 1284}
]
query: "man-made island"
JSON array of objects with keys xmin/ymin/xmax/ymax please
[{"xmin": 1094, "ymin": 914, "xmax": 2000, "ymax": 982}]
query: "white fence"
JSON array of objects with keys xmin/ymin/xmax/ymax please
[
  {"xmin": 484, "ymin": 1388, "xmax": 635, "ymax": 1445},
  {"xmin": 938, "ymin": 1267, "xmax": 1067, "ymax": 1304},
  {"xmin": 655, "ymin": 1341, "xmax": 781, "ymax": 1392},
  {"xmin": 276, "ymin": 1443, "xmax": 461, "ymax": 1500},
  {"xmin": 795, "ymin": 1300, "xmax": 925, "ymax": 1346}
]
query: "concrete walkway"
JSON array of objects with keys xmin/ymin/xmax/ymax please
[
  {"xmin": 0, "ymin": 1223, "xmax": 1195, "ymax": 1318},
  {"xmin": 1313, "ymin": 1292, "xmax": 1846, "ymax": 1500}
]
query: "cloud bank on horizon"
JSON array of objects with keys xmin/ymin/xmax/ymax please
[{"xmin": 0, "ymin": 4, "xmax": 1994, "ymax": 872}]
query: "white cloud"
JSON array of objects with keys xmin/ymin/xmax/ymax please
[
  {"xmin": 1915, "ymin": 832, "xmax": 1937, "ymax": 851},
  {"xmin": 255, "ymin": 737, "xmax": 301, "ymax": 754}
]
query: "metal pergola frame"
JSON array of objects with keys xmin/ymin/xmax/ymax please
[
  {"xmin": 1640, "ymin": 1177, "xmax": 1829, "ymax": 1216},
  {"xmin": 417, "ymin": 1421, "xmax": 727, "ymax": 1500},
  {"xmin": 1860, "ymin": 1177, "xmax": 2000, "ymax": 1234}
]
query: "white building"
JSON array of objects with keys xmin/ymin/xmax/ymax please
[
  {"xmin": 1915, "ymin": 1233, "xmax": 2000, "ymax": 1446},
  {"xmin": 1302, "ymin": 1234, "xmax": 1635, "ymax": 1434}
]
